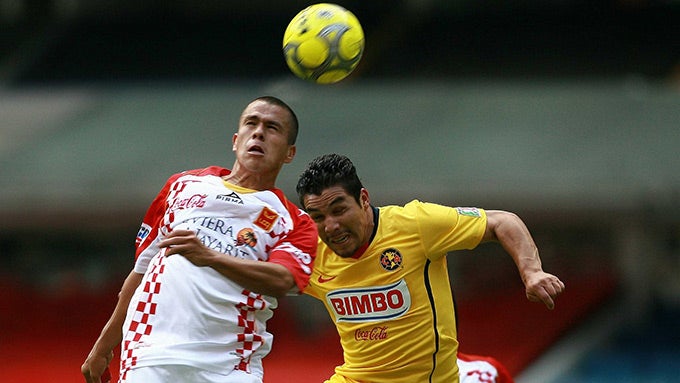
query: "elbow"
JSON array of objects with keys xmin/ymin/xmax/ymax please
[
  {"xmin": 266, "ymin": 285, "xmax": 293, "ymax": 299},
  {"xmin": 483, "ymin": 210, "xmax": 528, "ymax": 243},
  {"xmin": 270, "ymin": 273, "xmax": 296, "ymax": 298},
  {"xmin": 492, "ymin": 210, "xmax": 521, "ymax": 223},
  {"xmin": 262, "ymin": 267, "xmax": 297, "ymax": 298}
]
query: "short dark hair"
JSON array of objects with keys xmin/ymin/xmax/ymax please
[
  {"xmin": 251, "ymin": 96, "xmax": 299, "ymax": 144},
  {"xmin": 296, "ymin": 153, "xmax": 364, "ymax": 208}
]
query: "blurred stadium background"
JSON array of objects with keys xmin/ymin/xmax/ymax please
[{"xmin": 1, "ymin": 1, "xmax": 678, "ymax": 382}]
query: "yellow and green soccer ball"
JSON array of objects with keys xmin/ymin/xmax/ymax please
[{"xmin": 283, "ymin": 3, "xmax": 364, "ymax": 84}]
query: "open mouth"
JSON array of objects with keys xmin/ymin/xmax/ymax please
[
  {"xmin": 247, "ymin": 144, "xmax": 264, "ymax": 154},
  {"xmin": 329, "ymin": 234, "xmax": 349, "ymax": 245}
]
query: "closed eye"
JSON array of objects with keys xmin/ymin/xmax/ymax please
[{"xmin": 310, "ymin": 214, "xmax": 324, "ymax": 223}]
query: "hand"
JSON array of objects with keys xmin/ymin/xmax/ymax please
[
  {"xmin": 159, "ymin": 229, "xmax": 219, "ymax": 267},
  {"xmin": 81, "ymin": 350, "xmax": 113, "ymax": 383},
  {"xmin": 523, "ymin": 271, "xmax": 565, "ymax": 310}
]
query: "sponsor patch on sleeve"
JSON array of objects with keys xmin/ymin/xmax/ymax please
[
  {"xmin": 135, "ymin": 223, "xmax": 152, "ymax": 247},
  {"xmin": 456, "ymin": 207, "xmax": 481, "ymax": 218}
]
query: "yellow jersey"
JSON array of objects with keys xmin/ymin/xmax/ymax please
[{"xmin": 304, "ymin": 200, "xmax": 487, "ymax": 383}]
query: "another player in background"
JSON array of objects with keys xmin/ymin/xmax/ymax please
[
  {"xmin": 295, "ymin": 153, "xmax": 565, "ymax": 383},
  {"xmin": 458, "ymin": 353, "xmax": 514, "ymax": 383},
  {"xmin": 81, "ymin": 96, "xmax": 317, "ymax": 383}
]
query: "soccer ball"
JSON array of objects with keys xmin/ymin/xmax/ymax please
[{"xmin": 283, "ymin": 3, "xmax": 364, "ymax": 84}]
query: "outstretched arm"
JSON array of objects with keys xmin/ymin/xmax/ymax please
[
  {"xmin": 159, "ymin": 229, "xmax": 296, "ymax": 298},
  {"xmin": 82, "ymin": 270, "xmax": 143, "ymax": 383},
  {"xmin": 482, "ymin": 210, "xmax": 565, "ymax": 309}
]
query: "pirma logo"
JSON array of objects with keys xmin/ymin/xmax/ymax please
[
  {"xmin": 326, "ymin": 279, "xmax": 411, "ymax": 322},
  {"xmin": 217, "ymin": 191, "xmax": 244, "ymax": 204}
]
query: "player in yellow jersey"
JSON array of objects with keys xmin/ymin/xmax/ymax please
[{"xmin": 295, "ymin": 153, "xmax": 565, "ymax": 383}]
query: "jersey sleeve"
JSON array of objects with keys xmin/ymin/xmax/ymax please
[
  {"xmin": 133, "ymin": 172, "xmax": 182, "ymax": 273},
  {"xmin": 267, "ymin": 202, "xmax": 318, "ymax": 294},
  {"xmin": 406, "ymin": 200, "xmax": 487, "ymax": 260}
]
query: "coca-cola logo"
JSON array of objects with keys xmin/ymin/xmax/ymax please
[
  {"xmin": 354, "ymin": 326, "xmax": 388, "ymax": 341},
  {"xmin": 326, "ymin": 279, "xmax": 411, "ymax": 323},
  {"xmin": 170, "ymin": 194, "xmax": 207, "ymax": 210}
]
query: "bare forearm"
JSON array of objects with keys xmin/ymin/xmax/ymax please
[
  {"xmin": 160, "ymin": 229, "xmax": 296, "ymax": 297},
  {"xmin": 209, "ymin": 255, "xmax": 295, "ymax": 297},
  {"xmin": 498, "ymin": 215, "xmax": 542, "ymax": 283},
  {"xmin": 483, "ymin": 210, "xmax": 565, "ymax": 309},
  {"xmin": 89, "ymin": 271, "xmax": 142, "ymax": 357},
  {"xmin": 485, "ymin": 210, "xmax": 542, "ymax": 281},
  {"xmin": 82, "ymin": 270, "xmax": 142, "ymax": 382}
]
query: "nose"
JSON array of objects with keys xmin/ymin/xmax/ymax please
[
  {"xmin": 323, "ymin": 216, "xmax": 340, "ymax": 234},
  {"xmin": 251, "ymin": 123, "xmax": 265, "ymax": 139}
]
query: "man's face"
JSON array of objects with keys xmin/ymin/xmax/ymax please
[
  {"xmin": 232, "ymin": 100, "xmax": 295, "ymax": 174},
  {"xmin": 303, "ymin": 186, "xmax": 372, "ymax": 258}
]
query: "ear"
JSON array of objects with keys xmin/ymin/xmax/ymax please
[
  {"xmin": 359, "ymin": 188, "xmax": 371, "ymax": 209},
  {"xmin": 231, "ymin": 133, "xmax": 238, "ymax": 151},
  {"xmin": 283, "ymin": 145, "xmax": 296, "ymax": 164}
]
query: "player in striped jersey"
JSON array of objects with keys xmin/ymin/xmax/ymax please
[
  {"xmin": 81, "ymin": 96, "xmax": 317, "ymax": 383},
  {"xmin": 296, "ymin": 153, "xmax": 564, "ymax": 383}
]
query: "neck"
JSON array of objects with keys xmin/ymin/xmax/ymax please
[
  {"xmin": 223, "ymin": 163, "xmax": 278, "ymax": 191},
  {"xmin": 352, "ymin": 206, "xmax": 379, "ymax": 259}
]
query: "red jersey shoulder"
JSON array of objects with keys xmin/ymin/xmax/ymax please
[
  {"xmin": 179, "ymin": 166, "xmax": 231, "ymax": 178},
  {"xmin": 271, "ymin": 188, "xmax": 317, "ymax": 249},
  {"xmin": 272, "ymin": 189, "xmax": 315, "ymax": 229}
]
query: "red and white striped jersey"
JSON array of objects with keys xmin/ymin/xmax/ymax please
[
  {"xmin": 120, "ymin": 166, "xmax": 317, "ymax": 380},
  {"xmin": 458, "ymin": 352, "xmax": 515, "ymax": 383}
]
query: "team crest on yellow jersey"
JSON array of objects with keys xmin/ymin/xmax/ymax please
[{"xmin": 380, "ymin": 248, "xmax": 402, "ymax": 271}]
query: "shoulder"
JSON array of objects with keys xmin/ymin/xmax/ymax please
[
  {"xmin": 389, "ymin": 200, "xmax": 486, "ymax": 234},
  {"xmin": 178, "ymin": 166, "xmax": 231, "ymax": 177},
  {"xmin": 386, "ymin": 199, "xmax": 455, "ymax": 219},
  {"xmin": 377, "ymin": 201, "xmax": 427, "ymax": 232},
  {"xmin": 162, "ymin": 166, "xmax": 231, "ymax": 184},
  {"xmin": 272, "ymin": 189, "xmax": 316, "ymax": 228},
  {"xmin": 402, "ymin": 200, "xmax": 485, "ymax": 219}
]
